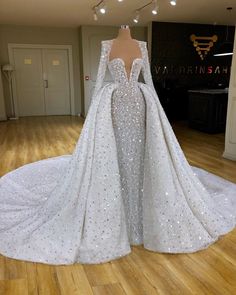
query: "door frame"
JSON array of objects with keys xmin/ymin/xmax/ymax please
[{"xmin": 8, "ymin": 43, "xmax": 75, "ymax": 116}]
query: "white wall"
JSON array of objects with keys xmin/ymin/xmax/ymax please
[
  {"xmin": 0, "ymin": 24, "xmax": 147, "ymax": 118},
  {"xmin": 223, "ymin": 27, "xmax": 236, "ymax": 161},
  {"xmin": 0, "ymin": 24, "xmax": 82, "ymax": 117}
]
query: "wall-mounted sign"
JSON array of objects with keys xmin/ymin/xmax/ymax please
[
  {"xmin": 153, "ymin": 65, "xmax": 230, "ymax": 75},
  {"xmin": 52, "ymin": 60, "xmax": 60, "ymax": 66},
  {"xmin": 151, "ymin": 21, "xmax": 235, "ymax": 120},
  {"xmin": 151, "ymin": 21, "xmax": 235, "ymax": 86},
  {"xmin": 190, "ymin": 34, "xmax": 218, "ymax": 60},
  {"xmin": 24, "ymin": 58, "xmax": 32, "ymax": 65}
]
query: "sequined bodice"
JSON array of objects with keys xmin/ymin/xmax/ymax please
[{"xmin": 108, "ymin": 58, "xmax": 143, "ymax": 85}]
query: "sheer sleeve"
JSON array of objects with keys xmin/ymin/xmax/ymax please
[
  {"xmin": 141, "ymin": 41, "xmax": 156, "ymax": 92},
  {"xmin": 91, "ymin": 41, "xmax": 108, "ymax": 103}
]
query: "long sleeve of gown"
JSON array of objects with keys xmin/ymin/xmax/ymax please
[
  {"xmin": 91, "ymin": 41, "xmax": 107, "ymax": 103},
  {"xmin": 141, "ymin": 41, "xmax": 156, "ymax": 92}
]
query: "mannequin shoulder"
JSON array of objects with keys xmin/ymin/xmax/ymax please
[
  {"xmin": 138, "ymin": 40, "xmax": 148, "ymax": 47},
  {"xmin": 99, "ymin": 40, "xmax": 113, "ymax": 52},
  {"xmin": 134, "ymin": 40, "xmax": 148, "ymax": 51},
  {"xmin": 137, "ymin": 40, "xmax": 147, "ymax": 44},
  {"xmin": 101, "ymin": 39, "xmax": 113, "ymax": 46}
]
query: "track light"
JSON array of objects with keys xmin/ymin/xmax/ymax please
[
  {"xmin": 92, "ymin": 0, "xmax": 107, "ymax": 20},
  {"xmin": 93, "ymin": 0, "xmax": 175, "ymax": 23},
  {"xmin": 152, "ymin": 8, "xmax": 158, "ymax": 15},
  {"xmin": 93, "ymin": 9, "xmax": 98, "ymax": 21},
  {"xmin": 133, "ymin": 10, "xmax": 140, "ymax": 23},
  {"xmin": 152, "ymin": 0, "xmax": 158, "ymax": 15},
  {"xmin": 99, "ymin": 1, "xmax": 106, "ymax": 14},
  {"xmin": 100, "ymin": 7, "xmax": 106, "ymax": 14},
  {"xmin": 133, "ymin": 0, "xmax": 159, "ymax": 23}
]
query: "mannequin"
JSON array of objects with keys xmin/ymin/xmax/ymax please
[{"xmin": 109, "ymin": 25, "xmax": 142, "ymax": 80}]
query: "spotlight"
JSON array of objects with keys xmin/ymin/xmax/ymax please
[
  {"xmin": 117, "ymin": 0, "xmax": 124, "ymax": 2},
  {"xmin": 100, "ymin": 7, "xmax": 106, "ymax": 14},
  {"xmin": 93, "ymin": 9, "xmax": 98, "ymax": 21},
  {"xmin": 170, "ymin": 0, "xmax": 176, "ymax": 6},
  {"xmin": 133, "ymin": 10, "xmax": 140, "ymax": 23},
  {"xmin": 92, "ymin": 0, "xmax": 107, "ymax": 20},
  {"xmin": 99, "ymin": 1, "xmax": 106, "ymax": 14},
  {"xmin": 152, "ymin": 0, "xmax": 158, "ymax": 15},
  {"xmin": 152, "ymin": 9, "xmax": 158, "ymax": 15}
]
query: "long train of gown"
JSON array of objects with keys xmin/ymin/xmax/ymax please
[{"xmin": 0, "ymin": 39, "xmax": 235, "ymax": 265}]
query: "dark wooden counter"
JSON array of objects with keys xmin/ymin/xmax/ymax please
[{"xmin": 188, "ymin": 89, "xmax": 228, "ymax": 133}]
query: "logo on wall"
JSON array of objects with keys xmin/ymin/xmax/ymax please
[{"xmin": 190, "ymin": 34, "xmax": 218, "ymax": 60}]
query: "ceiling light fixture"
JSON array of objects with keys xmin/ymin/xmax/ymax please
[
  {"xmin": 133, "ymin": 0, "xmax": 159, "ymax": 24},
  {"xmin": 99, "ymin": 1, "xmax": 106, "ymax": 14},
  {"xmin": 170, "ymin": 0, "xmax": 177, "ymax": 6},
  {"xmin": 214, "ymin": 7, "xmax": 234, "ymax": 57},
  {"xmin": 152, "ymin": 0, "xmax": 158, "ymax": 15},
  {"xmin": 133, "ymin": 10, "xmax": 140, "ymax": 23},
  {"xmin": 92, "ymin": 0, "xmax": 107, "ymax": 20},
  {"xmin": 93, "ymin": 9, "xmax": 98, "ymax": 21},
  {"xmin": 93, "ymin": 6, "xmax": 99, "ymax": 21}
]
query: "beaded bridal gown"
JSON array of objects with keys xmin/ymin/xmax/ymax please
[{"xmin": 0, "ymin": 39, "xmax": 235, "ymax": 265}]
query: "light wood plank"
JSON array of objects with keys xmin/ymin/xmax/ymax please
[
  {"xmin": 0, "ymin": 116, "xmax": 235, "ymax": 295},
  {"xmin": 0, "ymin": 279, "xmax": 28, "ymax": 295},
  {"xmin": 92, "ymin": 282, "xmax": 126, "ymax": 295}
]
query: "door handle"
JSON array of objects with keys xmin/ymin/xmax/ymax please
[{"xmin": 44, "ymin": 80, "xmax": 48, "ymax": 88}]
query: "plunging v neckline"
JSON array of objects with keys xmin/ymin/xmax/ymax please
[{"xmin": 108, "ymin": 39, "xmax": 143, "ymax": 83}]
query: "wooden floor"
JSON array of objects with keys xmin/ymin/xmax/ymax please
[{"xmin": 0, "ymin": 116, "xmax": 235, "ymax": 295}]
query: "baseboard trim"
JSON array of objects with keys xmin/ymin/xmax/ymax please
[{"xmin": 222, "ymin": 151, "xmax": 236, "ymax": 161}]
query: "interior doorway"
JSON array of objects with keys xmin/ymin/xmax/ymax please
[{"xmin": 8, "ymin": 44, "xmax": 75, "ymax": 116}]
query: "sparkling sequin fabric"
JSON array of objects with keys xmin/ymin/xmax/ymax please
[{"xmin": 0, "ymin": 39, "xmax": 235, "ymax": 265}]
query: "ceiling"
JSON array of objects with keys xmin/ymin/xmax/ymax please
[{"xmin": 0, "ymin": 0, "xmax": 235, "ymax": 28}]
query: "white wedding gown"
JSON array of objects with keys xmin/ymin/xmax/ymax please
[{"xmin": 0, "ymin": 39, "xmax": 235, "ymax": 265}]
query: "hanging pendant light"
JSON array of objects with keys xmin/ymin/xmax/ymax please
[
  {"xmin": 214, "ymin": 7, "xmax": 234, "ymax": 57},
  {"xmin": 214, "ymin": 42, "xmax": 233, "ymax": 57}
]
